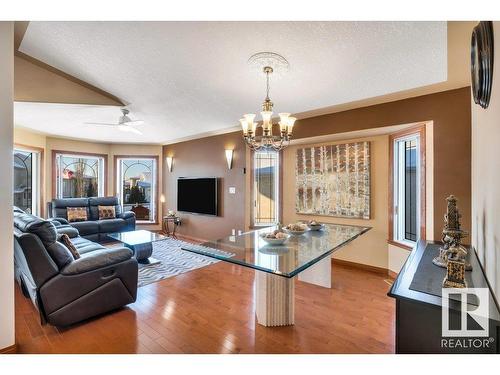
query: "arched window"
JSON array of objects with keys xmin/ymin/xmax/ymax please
[
  {"xmin": 116, "ymin": 157, "xmax": 157, "ymax": 223},
  {"xmin": 55, "ymin": 153, "xmax": 105, "ymax": 198},
  {"xmin": 14, "ymin": 150, "xmax": 35, "ymax": 214}
]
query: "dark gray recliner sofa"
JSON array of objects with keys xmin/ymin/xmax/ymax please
[
  {"xmin": 14, "ymin": 207, "xmax": 138, "ymax": 327},
  {"xmin": 47, "ymin": 197, "xmax": 136, "ymax": 242}
]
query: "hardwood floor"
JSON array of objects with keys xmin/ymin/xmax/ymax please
[{"xmin": 15, "ymin": 261, "xmax": 395, "ymax": 354}]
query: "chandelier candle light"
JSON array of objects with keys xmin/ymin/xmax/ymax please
[{"xmin": 240, "ymin": 52, "xmax": 296, "ymax": 151}]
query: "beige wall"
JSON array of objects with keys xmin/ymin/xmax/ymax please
[
  {"xmin": 13, "ymin": 128, "xmax": 163, "ymax": 230},
  {"xmin": 471, "ymin": 22, "xmax": 500, "ymax": 300},
  {"xmin": 282, "ymin": 135, "xmax": 389, "ymax": 269},
  {"xmin": 0, "ymin": 21, "xmax": 15, "ymax": 351}
]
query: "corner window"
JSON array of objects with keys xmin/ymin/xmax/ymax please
[
  {"xmin": 55, "ymin": 153, "xmax": 105, "ymax": 198},
  {"xmin": 253, "ymin": 150, "xmax": 280, "ymax": 226},
  {"xmin": 392, "ymin": 134, "xmax": 421, "ymax": 245},
  {"xmin": 116, "ymin": 157, "xmax": 158, "ymax": 223},
  {"xmin": 13, "ymin": 148, "xmax": 41, "ymax": 215}
]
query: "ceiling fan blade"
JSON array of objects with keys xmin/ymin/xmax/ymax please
[
  {"xmin": 118, "ymin": 125, "xmax": 143, "ymax": 135},
  {"xmin": 128, "ymin": 127, "xmax": 143, "ymax": 135},
  {"xmin": 84, "ymin": 122, "xmax": 118, "ymax": 126},
  {"xmin": 123, "ymin": 120, "xmax": 144, "ymax": 126}
]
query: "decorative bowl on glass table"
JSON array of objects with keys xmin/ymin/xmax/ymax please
[
  {"xmin": 282, "ymin": 222, "xmax": 309, "ymax": 235},
  {"xmin": 307, "ymin": 221, "xmax": 325, "ymax": 231},
  {"xmin": 259, "ymin": 231, "xmax": 290, "ymax": 245}
]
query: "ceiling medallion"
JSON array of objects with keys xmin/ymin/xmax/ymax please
[{"xmin": 240, "ymin": 52, "xmax": 296, "ymax": 151}]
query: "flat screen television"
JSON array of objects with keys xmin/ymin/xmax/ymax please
[{"xmin": 177, "ymin": 177, "xmax": 218, "ymax": 216}]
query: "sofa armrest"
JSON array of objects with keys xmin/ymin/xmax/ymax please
[
  {"xmin": 118, "ymin": 211, "xmax": 136, "ymax": 231},
  {"xmin": 61, "ymin": 247, "xmax": 133, "ymax": 275},
  {"xmin": 55, "ymin": 225, "xmax": 80, "ymax": 239},
  {"xmin": 49, "ymin": 217, "xmax": 70, "ymax": 226},
  {"xmin": 118, "ymin": 211, "xmax": 135, "ymax": 220}
]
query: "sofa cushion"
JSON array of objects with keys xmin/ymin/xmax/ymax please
[
  {"xmin": 98, "ymin": 205, "xmax": 116, "ymax": 220},
  {"xmin": 70, "ymin": 221, "xmax": 99, "ymax": 236},
  {"xmin": 89, "ymin": 197, "xmax": 122, "ymax": 220},
  {"xmin": 46, "ymin": 241, "xmax": 74, "ymax": 269},
  {"xmin": 67, "ymin": 207, "xmax": 88, "ymax": 222},
  {"xmin": 60, "ymin": 234, "xmax": 81, "ymax": 260},
  {"xmin": 69, "ymin": 236, "xmax": 106, "ymax": 255},
  {"xmin": 52, "ymin": 198, "xmax": 90, "ymax": 220},
  {"xmin": 98, "ymin": 218, "xmax": 126, "ymax": 234},
  {"xmin": 61, "ymin": 247, "xmax": 133, "ymax": 275}
]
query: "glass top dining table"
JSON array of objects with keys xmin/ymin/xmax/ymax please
[{"xmin": 180, "ymin": 223, "xmax": 371, "ymax": 278}]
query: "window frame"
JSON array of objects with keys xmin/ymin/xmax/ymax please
[
  {"xmin": 114, "ymin": 155, "xmax": 159, "ymax": 225},
  {"xmin": 388, "ymin": 124, "xmax": 426, "ymax": 250},
  {"xmin": 52, "ymin": 150, "xmax": 108, "ymax": 200},
  {"xmin": 14, "ymin": 144, "xmax": 44, "ymax": 217},
  {"xmin": 250, "ymin": 149, "xmax": 283, "ymax": 228}
]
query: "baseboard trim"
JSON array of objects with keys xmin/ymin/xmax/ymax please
[
  {"xmin": 332, "ymin": 258, "xmax": 389, "ymax": 275},
  {"xmin": 0, "ymin": 344, "xmax": 17, "ymax": 354},
  {"xmin": 387, "ymin": 270, "xmax": 398, "ymax": 279}
]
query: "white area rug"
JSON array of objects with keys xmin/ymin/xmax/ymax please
[{"xmin": 137, "ymin": 237, "xmax": 222, "ymax": 287}]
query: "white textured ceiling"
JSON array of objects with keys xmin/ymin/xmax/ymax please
[{"xmin": 17, "ymin": 21, "xmax": 447, "ymax": 144}]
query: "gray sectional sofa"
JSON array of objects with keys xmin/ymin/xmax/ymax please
[
  {"xmin": 13, "ymin": 207, "xmax": 138, "ymax": 327},
  {"xmin": 47, "ymin": 197, "xmax": 136, "ymax": 242}
]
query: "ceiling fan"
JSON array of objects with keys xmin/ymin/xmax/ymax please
[{"xmin": 84, "ymin": 108, "xmax": 144, "ymax": 135}]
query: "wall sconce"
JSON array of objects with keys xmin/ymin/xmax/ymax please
[
  {"xmin": 225, "ymin": 149, "xmax": 233, "ymax": 170},
  {"xmin": 160, "ymin": 194, "xmax": 166, "ymax": 204},
  {"xmin": 166, "ymin": 156, "xmax": 173, "ymax": 172}
]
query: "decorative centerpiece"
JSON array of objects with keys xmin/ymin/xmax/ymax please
[
  {"xmin": 260, "ymin": 230, "xmax": 289, "ymax": 245},
  {"xmin": 432, "ymin": 195, "xmax": 471, "ymax": 271},
  {"xmin": 283, "ymin": 222, "xmax": 308, "ymax": 235},
  {"xmin": 307, "ymin": 220, "xmax": 325, "ymax": 231}
]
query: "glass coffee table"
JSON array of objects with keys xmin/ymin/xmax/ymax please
[
  {"xmin": 108, "ymin": 230, "xmax": 164, "ymax": 265},
  {"xmin": 180, "ymin": 223, "xmax": 370, "ymax": 327}
]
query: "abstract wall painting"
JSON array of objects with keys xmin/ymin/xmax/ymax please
[{"xmin": 295, "ymin": 141, "xmax": 370, "ymax": 219}]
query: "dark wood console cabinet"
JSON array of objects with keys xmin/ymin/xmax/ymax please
[{"xmin": 388, "ymin": 240, "xmax": 500, "ymax": 353}]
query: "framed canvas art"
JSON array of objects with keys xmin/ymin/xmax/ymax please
[{"xmin": 295, "ymin": 141, "xmax": 370, "ymax": 219}]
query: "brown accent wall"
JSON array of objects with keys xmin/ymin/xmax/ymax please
[
  {"xmin": 163, "ymin": 87, "xmax": 471, "ymax": 242},
  {"xmin": 162, "ymin": 132, "xmax": 246, "ymax": 241},
  {"xmin": 293, "ymin": 87, "xmax": 472, "ymax": 241}
]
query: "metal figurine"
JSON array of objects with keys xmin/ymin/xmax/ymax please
[
  {"xmin": 442, "ymin": 244, "xmax": 469, "ymax": 288},
  {"xmin": 432, "ymin": 195, "xmax": 472, "ymax": 271}
]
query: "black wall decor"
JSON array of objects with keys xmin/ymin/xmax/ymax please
[{"xmin": 471, "ymin": 21, "xmax": 494, "ymax": 109}]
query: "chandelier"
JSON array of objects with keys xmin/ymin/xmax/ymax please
[{"xmin": 240, "ymin": 52, "xmax": 296, "ymax": 151}]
